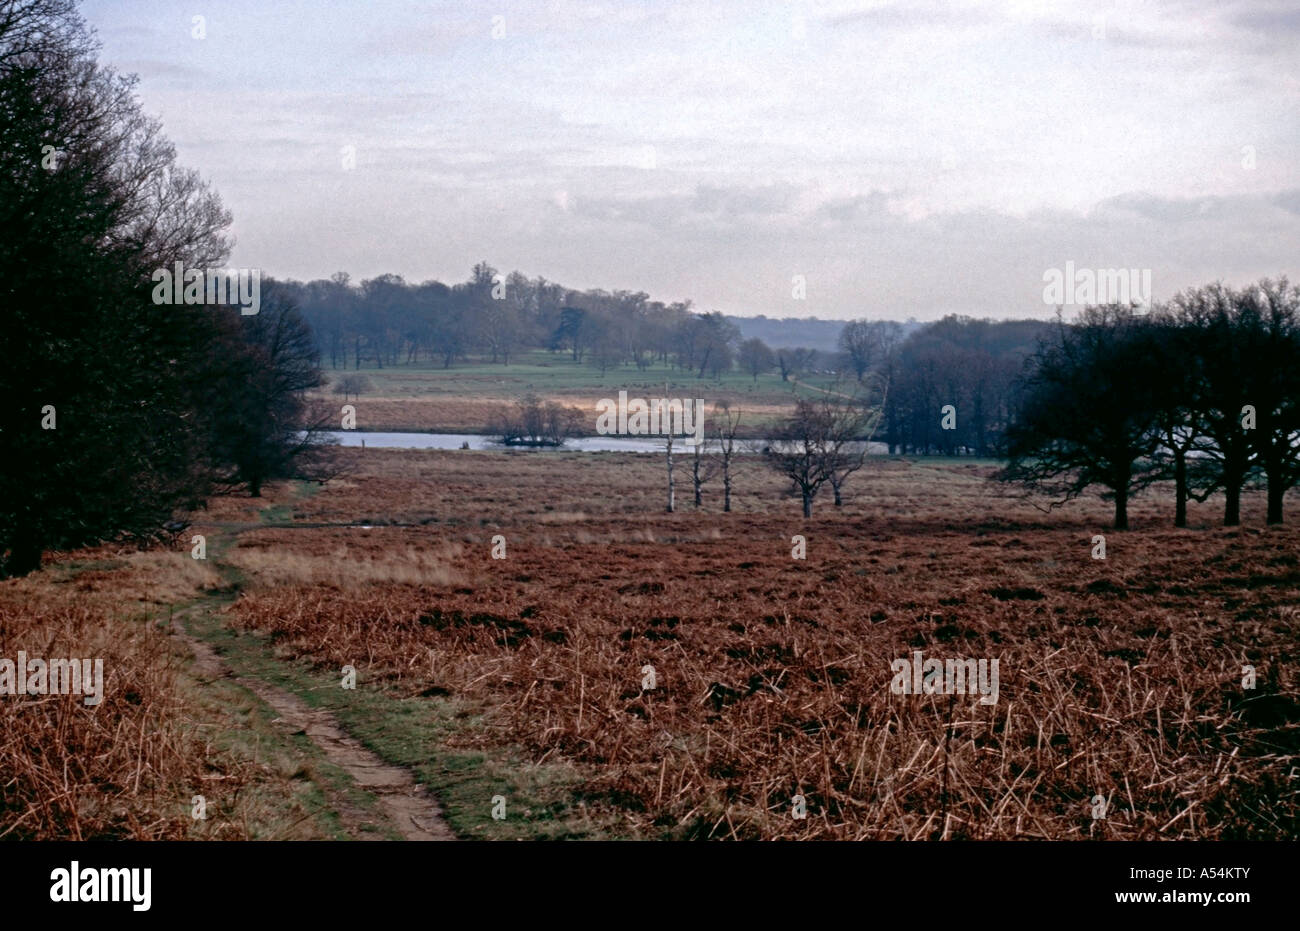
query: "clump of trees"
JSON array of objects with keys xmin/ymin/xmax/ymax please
[
  {"xmin": 332, "ymin": 373, "xmax": 372, "ymax": 401},
  {"xmin": 776, "ymin": 346, "xmax": 820, "ymax": 384},
  {"xmin": 659, "ymin": 402, "xmax": 747, "ymax": 513},
  {"xmin": 200, "ymin": 286, "xmax": 335, "ymax": 497},
  {"xmin": 737, "ymin": 337, "xmax": 775, "ymax": 382},
  {"xmin": 999, "ymin": 306, "xmax": 1163, "ymax": 530},
  {"xmin": 878, "ymin": 317, "xmax": 1047, "ymax": 456},
  {"xmin": 491, "ymin": 393, "xmax": 582, "ymax": 447},
  {"xmin": 1000, "ymin": 281, "xmax": 1300, "ymax": 528},
  {"xmin": 762, "ymin": 385, "xmax": 885, "ymax": 517},
  {"xmin": 0, "ymin": 1, "xmax": 330, "ymax": 575}
]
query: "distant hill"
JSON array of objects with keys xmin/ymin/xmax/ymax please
[{"xmin": 727, "ymin": 315, "xmax": 923, "ymax": 353}]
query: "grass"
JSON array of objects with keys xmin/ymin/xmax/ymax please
[
  {"xmin": 313, "ymin": 348, "xmax": 848, "ymax": 434},
  {"xmin": 226, "ymin": 542, "xmax": 464, "ymax": 588},
  {"xmin": 0, "ymin": 549, "xmax": 359, "ymax": 840},
  {"xmin": 185, "ymin": 601, "xmax": 627, "ymax": 840},
  {"xmin": 5, "ymin": 448, "xmax": 1296, "ymax": 840},
  {"xmin": 189, "ymin": 489, "xmax": 628, "ymax": 840},
  {"xmin": 218, "ymin": 448, "xmax": 1299, "ymax": 840},
  {"xmin": 169, "ymin": 628, "xmax": 397, "ymax": 841}
]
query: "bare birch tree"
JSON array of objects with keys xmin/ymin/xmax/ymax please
[
  {"xmin": 664, "ymin": 432, "xmax": 676, "ymax": 512},
  {"xmin": 715, "ymin": 401, "xmax": 743, "ymax": 512}
]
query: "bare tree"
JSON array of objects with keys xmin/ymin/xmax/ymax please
[
  {"xmin": 690, "ymin": 435, "xmax": 720, "ymax": 507},
  {"xmin": 664, "ymin": 432, "xmax": 676, "ymax": 512},
  {"xmin": 1248, "ymin": 278, "xmax": 1300, "ymax": 523},
  {"xmin": 201, "ymin": 283, "xmax": 334, "ymax": 498},
  {"xmin": 999, "ymin": 306, "xmax": 1163, "ymax": 530},
  {"xmin": 332, "ymin": 373, "xmax": 372, "ymax": 402},
  {"xmin": 737, "ymin": 337, "xmax": 775, "ymax": 383},
  {"xmin": 775, "ymin": 346, "xmax": 817, "ymax": 384},
  {"xmin": 821, "ymin": 379, "xmax": 886, "ymax": 506},
  {"xmin": 715, "ymin": 401, "xmax": 743, "ymax": 512},
  {"xmin": 838, "ymin": 320, "xmax": 879, "ymax": 382},
  {"xmin": 765, "ymin": 400, "xmax": 831, "ymax": 517},
  {"xmin": 764, "ymin": 387, "xmax": 882, "ymax": 516}
]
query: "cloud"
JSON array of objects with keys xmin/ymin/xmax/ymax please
[
  {"xmin": 814, "ymin": 191, "xmax": 894, "ymax": 225},
  {"xmin": 76, "ymin": 0, "xmax": 1300, "ymax": 322},
  {"xmin": 1099, "ymin": 193, "xmax": 1228, "ymax": 223},
  {"xmin": 1229, "ymin": 4, "xmax": 1300, "ymax": 34},
  {"xmin": 826, "ymin": 1, "xmax": 996, "ymax": 30},
  {"xmin": 1272, "ymin": 190, "xmax": 1300, "ymax": 215},
  {"xmin": 692, "ymin": 183, "xmax": 800, "ymax": 217}
]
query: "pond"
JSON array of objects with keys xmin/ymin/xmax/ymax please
[{"xmin": 319, "ymin": 431, "xmax": 890, "ymax": 455}]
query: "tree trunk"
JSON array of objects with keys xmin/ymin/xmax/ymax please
[
  {"xmin": 692, "ymin": 446, "xmax": 706, "ymax": 507},
  {"xmin": 1266, "ymin": 470, "xmax": 1285, "ymax": 524},
  {"xmin": 1174, "ymin": 450, "xmax": 1187, "ymax": 528},
  {"xmin": 1224, "ymin": 477, "xmax": 1242, "ymax": 527},
  {"xmin": 1113, "ymin": 487, "xmax": 1128, "ymax": 531},
  {"xmin": 802, "ymin": 489, "xmax": 812, "ymax": 518},
  {"xmin": 665, "ymin": 438, "xmax": 675, "ymax": 512},
  {"xmin": 723, "ymin": 473, "xmax": 732, "ymax": 512},
  {"xmin": 4, "ymin": 524, "xmax": 43, "ymax": 577}
]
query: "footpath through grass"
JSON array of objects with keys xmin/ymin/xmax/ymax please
[{"xmin": 184, "ymin": 494, "xmax": 628, "ymax": 840}]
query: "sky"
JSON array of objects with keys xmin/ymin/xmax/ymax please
[{"xmin": 80, "ymin": 0, "xmax": 1300, "ymax": 321}]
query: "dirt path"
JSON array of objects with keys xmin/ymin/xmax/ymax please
[
  {"xmin": 788, "ymin": 376, "xmax": 859, "ymax": 400},
  {"xmin": 172, "ymin": 608, "xmax": 455, "ymax": 841}
]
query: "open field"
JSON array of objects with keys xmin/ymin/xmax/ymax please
[
  {"xmin": 312, "ymin": 350, "xmax": 847, "ymax": 434},
  {"xmin": 214, "ymin": 451, "xmax": 1299, "ymax": 838},
  {"xmin": 5, "ymin": 448, "xmax": 1297, "ymax": 840}
]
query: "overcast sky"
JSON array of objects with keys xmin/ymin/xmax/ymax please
[{"xmin": 81, "ymin": 0, "xmax": 1300, "ymax": 320}]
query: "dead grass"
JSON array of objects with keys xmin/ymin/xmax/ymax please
[
  {"xmin": 224, "ymin": 450, "xmax": 1300, "ymax": 839},
  {"xmin": 1, "ymin": 545, "xmax": 342, "ymax": 840},
  {"xmin": 5, "ymin": 447, "xmax": 1294, "ymax": 840},
  {"xmin": 0, "ymin": 581, "xmax": 223, "ymax": 840},
  {"xmin": 227, "ymin": 537, "xmax": 463, "ymax": 589}
]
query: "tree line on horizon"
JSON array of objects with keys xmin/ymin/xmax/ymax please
[
  {"xmin": 280, "ymin": 266, "xmax": 1052, "ymax": 457},
  {"xmin": 284, "ymin": 266, "xmax": 1300, "ymax": 531},
  {"xmin": 282, "ymin": 265, "xmax": 774, "ymax": 380}
]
